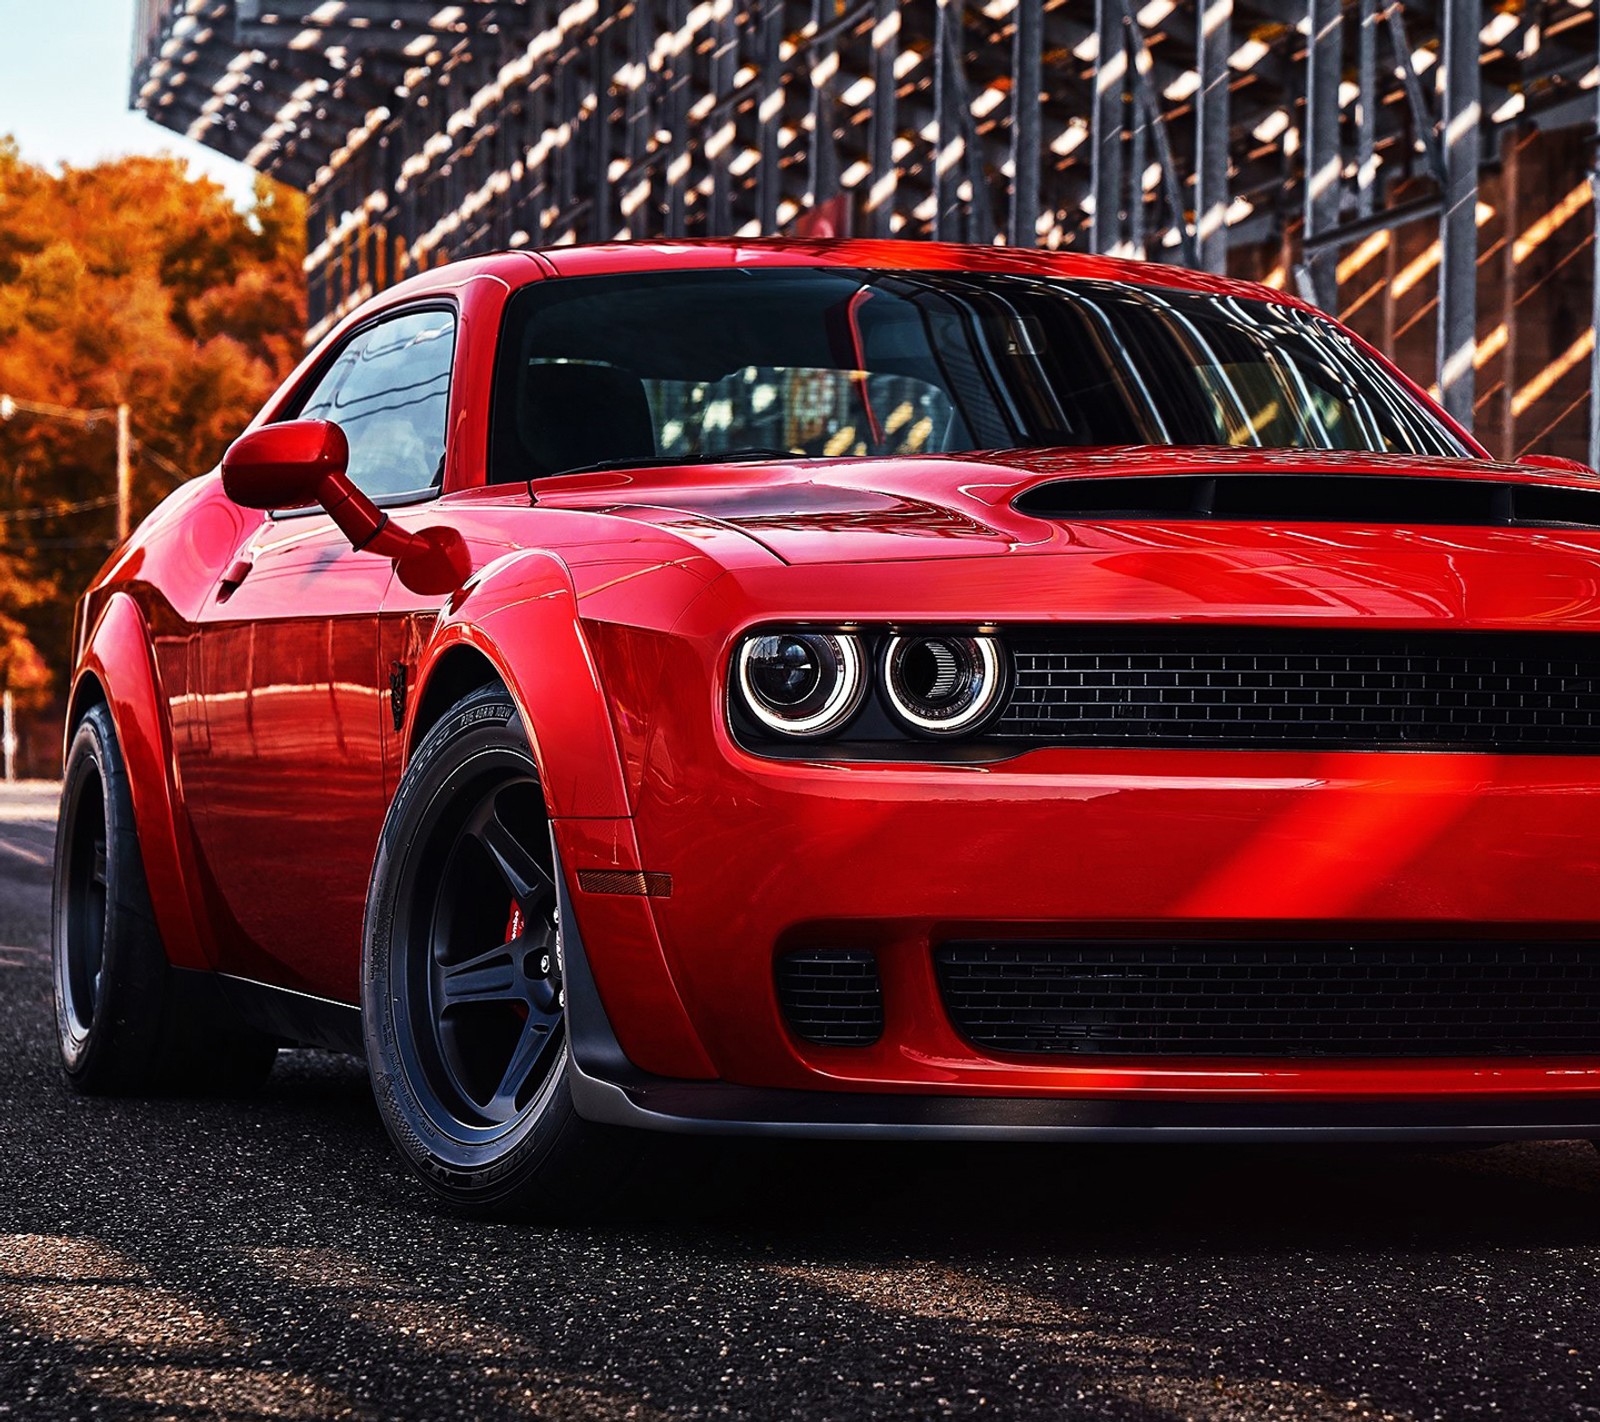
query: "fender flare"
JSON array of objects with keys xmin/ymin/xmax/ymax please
[
  {"xmin": 407, "ymin": 551, "xmax": 716, "ymax": 1079},
  {"xmin": 69, "ymin": 593, "xmax": 214, "ymax": 972},
  {"xmin": 407, "ymin": 549, "xmax": 629, "ymax": 819}
]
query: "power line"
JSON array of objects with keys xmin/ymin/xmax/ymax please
[
  {"xmin": 1, "ymin": 393, "xmax": 139, "ymax": 540},
  {"xmin": 12, "ymin": 537, "xmax": 118, "ymax": 550},
  {"xmin": 128, "ymin": 436, "xmax": 191, "ymax": 486},
  {"xmin": 0, "ymin": 393, "xmax": 118, "ymax": 427},
  {"xmin": 0, "ymin": 496, "xmax": 120, "ymax": 522},
  {"xmin": 3, "ymin": 393, "xmax": 194, "ymax": 491}
]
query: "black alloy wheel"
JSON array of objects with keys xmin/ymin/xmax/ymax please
[
  {"xmin": 53, "ymin": 703, "xmax": 277, "ymax": 1093},
  {"xmin": 57, "ymin": 754, "xmax": 110, "ymax": 1050},
  {"xmin": 396, "ymin": 763, "xmax": 566, "ymax": 1139},
  {"xmin": 363, "ymin": 685, "xmax": 640, "ymax": 1219}
]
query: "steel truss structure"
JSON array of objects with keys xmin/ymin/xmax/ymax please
[{"xmin": 132, "ymin": 0, "xmax": 1600, "ymax": 463}]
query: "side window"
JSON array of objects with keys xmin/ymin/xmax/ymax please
[{"xmin": 296, "ymin": 307, "xmax": 456, "ymax": 499}]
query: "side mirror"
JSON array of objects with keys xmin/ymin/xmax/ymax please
[
  {"xmin": 221, "ymin": 419, "xmax": 470, "ymax": 596},
  {"xmin": 1520, "ymin": 452, "xmax": 1598, "ymax": 478}
]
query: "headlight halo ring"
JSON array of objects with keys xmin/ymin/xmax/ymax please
[
  {"xmin": 881, "ymin": 632, "xmax": 1007, "ymax": 737},
  {"xmin": 734, "ymin": 629, "xmax": 867, "ymax": 738}
]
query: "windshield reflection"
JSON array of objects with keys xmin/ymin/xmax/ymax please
[{"xmin": 489, "ymin": 269, "xmax": 1467, "ymax": 481}]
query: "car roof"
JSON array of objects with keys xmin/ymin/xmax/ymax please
[{"xmin": 372, "ymin": 237, "xmax": 1309, "ymax": 313}]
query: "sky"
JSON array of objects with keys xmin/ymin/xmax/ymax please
[{"xmin": 0, "ymin": 0, "xmax": 255, "ymax": 200}]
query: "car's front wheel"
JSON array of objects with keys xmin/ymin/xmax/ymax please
[{"xmin": 362, "ymin": 685, "xmax": 640, "ymax": 1220}]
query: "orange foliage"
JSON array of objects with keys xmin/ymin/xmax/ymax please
[{"xmin": 0, "ymin": 139, "xmax": 305, "ymax": 707}]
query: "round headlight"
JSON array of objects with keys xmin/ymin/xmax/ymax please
[
  {"xmin": 882, "ymin": 633, "xmax": 1007, "ymax": 736},
  {"xmin": 736, "ymin": 631, "xmax": 865, "ymax": 737}
]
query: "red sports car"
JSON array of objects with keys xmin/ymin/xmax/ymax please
[{"xmin": 54, "ymin": 237, "xmax": 1600, "ymax": 1217}]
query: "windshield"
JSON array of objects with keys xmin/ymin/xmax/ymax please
[{"xmin": 489, "ymin": 268, "xmax": 1467, "ymax": 480}]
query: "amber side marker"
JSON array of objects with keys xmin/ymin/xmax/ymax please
[{"xmin": 576, "ymin": 870, "xmax": 674, "ymax": 898}]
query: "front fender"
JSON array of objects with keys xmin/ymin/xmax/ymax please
[
  {"xmin": 70, "ymin": 593, "xmax": 214, "ymax": 972},
  {"xmin": 410, "ymin": 551, "xmax": 716, "ymax": 1080},
  {"xmin": 413, "ymin": 549, "xmax": 630, "ymax": 819}
]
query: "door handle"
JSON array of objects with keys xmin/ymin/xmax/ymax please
[{"xmin": 218, "ymin": 555, "xmax": 253, "ymax": 597}]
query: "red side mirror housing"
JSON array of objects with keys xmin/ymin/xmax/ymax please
[
  {"xmin": 220, "ymin": 420, "xmax": 349, "ymax": 510},
  {"xmin": 221, "ymin": 419, "xmax": 471, "ymax": 596},
  {"xmin": 1520, "ymin": 452, "xmax": 1598, "ymax": 478}
]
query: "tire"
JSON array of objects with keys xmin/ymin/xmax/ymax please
[
  {"xmin": 52, "ymin": 703, "xmax": 278, "ymax": 1095},
  {"xmin": 362, "ymin": 685, "xmax": 641, "ymax": 1221}
]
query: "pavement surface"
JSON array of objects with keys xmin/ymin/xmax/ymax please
[{"xmin": 7, "ymin": 782, "xmax": 1600, "ymax": 1420}]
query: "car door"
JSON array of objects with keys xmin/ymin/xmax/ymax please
[{"xmin": 188, "ymin": 305, "xmax": 458, "ymax": 1002}]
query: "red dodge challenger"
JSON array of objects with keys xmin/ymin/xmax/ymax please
[{"xmin": 53, "ymin": 238, "xmax": 1600, "ymax": 1217}]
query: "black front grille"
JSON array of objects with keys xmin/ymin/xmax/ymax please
[
  {"xmin": 935, "ymin": 941, "xmax": 1600, "ymax": 1058},
  {"xmin": 776, "ymin": 951, "xmax": 883, "ymax": 1046},
  {"xmin": 996, "ymin": 629, "xmax": 1600, "ymax": 752}
]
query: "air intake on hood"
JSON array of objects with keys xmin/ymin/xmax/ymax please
[{"xmin": 1013, "ymin": 473, "xmax": 1600, "ymax": 529}]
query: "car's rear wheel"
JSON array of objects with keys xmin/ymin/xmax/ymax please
[
  {"xmin": 53, "ymin": 704, "xmax": 278, "ymax": 1094},
  {"xmin": 362, "ymin": 685, "xmax": 641, "ymax": 1220}
]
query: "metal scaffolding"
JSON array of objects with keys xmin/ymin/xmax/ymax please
[{"xmin": 130, "ymin": 0, "xmax": 1600, "ymax": 463}]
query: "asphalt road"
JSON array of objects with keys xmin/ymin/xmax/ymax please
[{"xmin": 8, "ymin": 784, "xmax": 1600, "ymax": 1420}]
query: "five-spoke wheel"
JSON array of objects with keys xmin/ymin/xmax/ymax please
[
  {"xmin": 406, "ymin": 777, "xmax": 567, "ymax": 1132},
  {"xmin": 363, "ymin": 684, "xmax": 636, "ymax": 1219}
]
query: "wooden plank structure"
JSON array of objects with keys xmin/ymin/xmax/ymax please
[{"xmin": 129, "ymin": 0, "xmax": 1600, "ymax": 464}]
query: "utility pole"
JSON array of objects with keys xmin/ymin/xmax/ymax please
[
  {"xmin": 115, "ymin": 403, "xmax": 132, "ymax": 544},
  {"xmin": 2, "ymin": 690, "xmax": 15, "ymax": 784},
  {"xmin": 0, "ymin": 393, "xmax": 142, "ymax": 543}
]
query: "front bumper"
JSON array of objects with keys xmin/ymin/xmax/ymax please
[
  {"xmin": 558, "ymin": 863, "xmax": 1600, "ymax": 1141},
  {"xmin": 561, "ymin": 543, "xmax": 1600, "ymax": 1132},
  {"xmin": 555, "ymin": 743, "xmax": 1600, "ymax": 1131}
]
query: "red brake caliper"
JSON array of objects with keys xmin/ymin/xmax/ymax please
[{"xmin": 505, "ymin": 903, "xmax": 528, "ymax": 1021}]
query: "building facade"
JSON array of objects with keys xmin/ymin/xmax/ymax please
[{"xmin": 132, "ymin": 0, "xmax": 1600, "ymax": 463}]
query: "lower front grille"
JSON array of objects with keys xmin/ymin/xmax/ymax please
[
  {"xmin": 776, "ymin": 950, "xmax": 883, "ymax": 1046},
  {"xmin": 995, "ymin": 629, "xmax": 1600, "ymax": 753},
  {"xmin": 934, "ymin": 941, "xmax": 1600, "ymax": 1058}
]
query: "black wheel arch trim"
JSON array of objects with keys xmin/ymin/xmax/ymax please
[{"xmin": 558, "ymin": 852, "xmax": 640, "ymax": 1085}]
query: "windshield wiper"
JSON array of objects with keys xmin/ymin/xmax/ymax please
[{"xmin": 556, "ymin": 447, "xmax": 802, "ymax": 477}]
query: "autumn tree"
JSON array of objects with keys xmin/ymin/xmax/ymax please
[{"xmin": 0, "ymin": 140, "xmax": 304, "ymax": 764}]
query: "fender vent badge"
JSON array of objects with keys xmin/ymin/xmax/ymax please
[{"xmin": 389, "ymin": 661, "xmax": 407, "ymax": 732}]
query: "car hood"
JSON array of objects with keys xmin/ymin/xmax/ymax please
[{"xmin": 530, "ymin": 445, "xmax": 1594, "ymax": 566}]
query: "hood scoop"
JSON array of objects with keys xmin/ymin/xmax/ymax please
[{"xmin": 1013, "ymin": 472, "xmax": 1600, "ymax": 530}]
